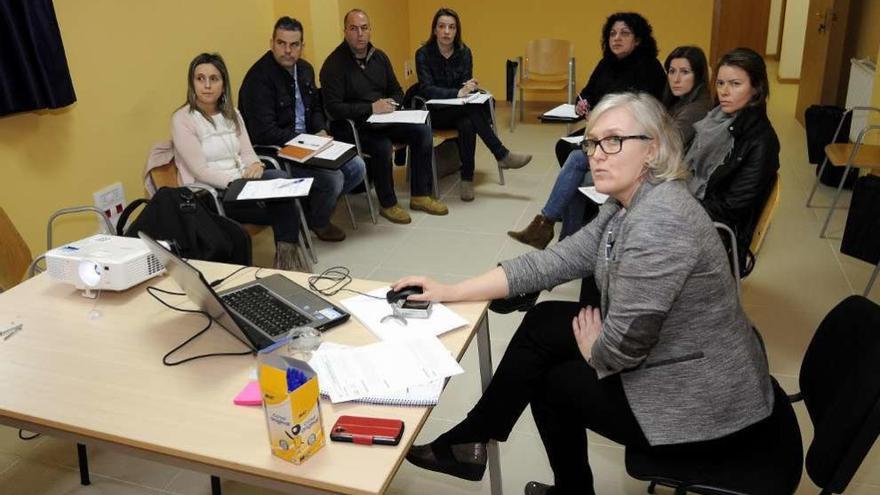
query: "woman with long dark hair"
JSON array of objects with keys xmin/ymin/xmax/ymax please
[
  {"xmin": 662, "ymin": 45, "xmax": 712, "ymax": 147},
  {"xmin": 415, "ymin": 7, "xmax": 532, "ymax": 201},
  {"xmin": 171, "ymin": 53, "xmax": 303, "ymax": 270}
]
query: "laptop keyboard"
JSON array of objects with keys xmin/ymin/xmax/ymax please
[{"xmin": 221, "ymin": 285, "xmax": 310, "ymax": 337}]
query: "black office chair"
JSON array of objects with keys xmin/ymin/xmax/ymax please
[{"xmin": 626, "ymin": 295, "xmax": 880, "ymax": 495}]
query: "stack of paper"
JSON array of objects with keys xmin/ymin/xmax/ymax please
[
  {"xmin": 579, "ymin": 186, "xmax": 609, "ymax": 204},
  {"xmin": 426, "ymin": 93, "xmax": 493, "ymax": 106},
  {"xmin": 234, "ymin": 178, "xmax": 313, "ymax": 200},
  {"xmin": 542, "ymin": 103, "xmax": 579, "ymax": 120},
  {"xmin": 308, "ymin": 337, "xmax": 462, "ymax": 403},
  {"xmin": 367, "ymin": 110, "xmax": 429, "ymax": 124},
  {"xmin": 279, "ymin": 134, "xmax": 333, "ymax": 162}
]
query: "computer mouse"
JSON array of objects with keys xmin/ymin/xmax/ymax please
[{"xmin": 386, "ymin": 285, "xmax": 424, "ymax": 304}]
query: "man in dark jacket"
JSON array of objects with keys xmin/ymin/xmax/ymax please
[
  {"xmin": 319, "ymin": 9, "xmax": 447, "ymax": 225},
  {"xmin": 239, "ymin": 16, "xmax": 365, "ymax": 242}
]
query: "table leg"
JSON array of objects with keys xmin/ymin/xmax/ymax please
[
  {"xmin": 211, "ymin": 475, "xmax": 222, "ymax": 495},
  {"xmin": 76, "ymin": 443, "xmax": 91, "ymax": 485},
  {"xmin": 475, "ymin": 314, "xmax": 503, "ymax": 495}
]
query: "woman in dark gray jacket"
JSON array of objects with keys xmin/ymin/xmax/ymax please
[{"xmin": 397, "ymin": 93, "xmax": 774, "ymax": 495}]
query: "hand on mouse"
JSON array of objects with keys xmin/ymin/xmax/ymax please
[{"xmin": 392, "ymin": 276, "xmax": 449, "ymax": 302}]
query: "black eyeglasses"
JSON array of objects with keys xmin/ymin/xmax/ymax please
[{"xmin": 581, "ymin": 135, "xmax": 653, "ymax": 157}]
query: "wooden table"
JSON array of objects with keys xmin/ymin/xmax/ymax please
[{"xmin": 0, "ymin": 262, "xmax": 501, "ymax": 495}]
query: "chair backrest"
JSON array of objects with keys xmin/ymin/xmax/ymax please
[
  {"xmin": 524, "ymin": 39, "xmax": 572, "ymax": 78},
  {"xmin": 799, "ymin": 295, "xmax": 880, "ymax": 492},
  {"xmin": 0, "ymin": 206, "xmax": 33, "ymax": 292},
  {"xmin": 750, "ymin": 172, "xmax": 780, "ymax": 254},
  {"xmin": 147, "ymin": 161, "xmax": 181, "ymax": 197}
]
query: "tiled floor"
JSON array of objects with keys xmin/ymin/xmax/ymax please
[{"xmin": 3, "ymin": 62, "xmax": 880, "ymax": 494}]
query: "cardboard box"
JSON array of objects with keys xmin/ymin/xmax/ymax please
[{"xmin": 258, "ymin": 353, "xmax": 325, "ymax": 464}]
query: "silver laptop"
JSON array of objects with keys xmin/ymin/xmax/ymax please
[{"xmin": 139, "ymin": 231, "xmax": 349, "ymax": 351}]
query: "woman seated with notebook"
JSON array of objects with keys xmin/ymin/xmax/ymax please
[
  {"xmin": 414, "ymin": 7, "xmax": 532, "ymax": 201},
  {"xmin": 395, "ymin": 93, "xmax": 774, "ymax": 495},
  {"xmin": 508, "ymin": 12, "xmax": 666, "ymax": 249},
  {"xmin": 171, "ymin": 52, "xmax": 303, "ymax": 271}
]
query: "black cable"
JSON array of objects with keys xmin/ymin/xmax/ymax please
[
  {"xmin": 307, "ymin": 266, "xmax": 386, "ymax": 299},
  {"xmin": 18, "ymin": 430, "xmax": 40, "ymax": 440},
  {"xmin": 210, "ymin": 265, "xmax": 250, "ymax": 287},
  {"xmin": 146, "ymin": 286, "xmax": 252, "ymax": 366}
]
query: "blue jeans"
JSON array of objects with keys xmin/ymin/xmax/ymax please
[
  {"xmin": 287, "ymin": 156, "xmax": 366, "ymax": 228},
  {"xmin": 542, "ymin": 150, "xmax": 594, "ymax": 239},
  {"xmin": 223, "ymin": 168, "xmax": 299, "ymax": 243}
]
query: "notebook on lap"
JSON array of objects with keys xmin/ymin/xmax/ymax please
[{"xmin": 139, "ymin": 232, "xmax": 349, "ymax": 351}]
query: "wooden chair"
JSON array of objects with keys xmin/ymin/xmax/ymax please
[
  {"xmin": 805, "ymin": 106, "xmax": 880, "ymax": 238},
  {"xmin": 0, "ymin": 206, "xmax": 33, "ymax": 292},
  {"xmin": 145, "ymin": 160, "xmax": 314, "ymax": 271},
  {"xmin": 511, "ymin": 39, "xmax": 575, "ymax": 131},
  {"xmin": 750, "ymin": 172, "xmax": 781, "ymax": 255}
]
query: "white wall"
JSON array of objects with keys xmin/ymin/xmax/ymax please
[
  {"xmin": 766, "ymin": 0, "xmax": 783, "ymax": 55},
  {"xmin": 779, "ymin": 0, "xmax": 809, "ymax": 79}
]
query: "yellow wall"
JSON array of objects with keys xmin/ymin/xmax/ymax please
[
  {"xmin": 337, "ymin": 0, "xmax": 413, "ymax": 86},
  {"xmin": 851, "ymin": 0, "xmax": 880, "ymax": 62},
  {"xmin": 407, "ymin": 1, "xmax": 713, "ymax": 99},
  {"xmin": 1, "ymin": 0, "xmax": 274, "ymax": 253}
]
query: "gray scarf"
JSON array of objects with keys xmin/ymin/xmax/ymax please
[{"xmin": 685, "ymin": 106, "xmax": 736, "ymax": 199}]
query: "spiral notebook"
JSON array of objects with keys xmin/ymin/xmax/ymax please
[
  {"xmin": 310, "ymin": 342, "xmax": 445, "ymax": 406},
  {"xmin": 320, "ymin": 379, "xmax": 444, "ymax": 407}
]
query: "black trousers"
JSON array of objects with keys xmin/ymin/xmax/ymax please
[
  {"xmin": 465, "ymin": 300, "xmax": 773, "ymax": 494},
  {"xmin": 220, "ymin": 169, "xmax": 299, "ymax": 243},
  {"xmin": 342, "ymin": 122, "xmax": 434, "ymax": 208},
  {"xmin": 464, "ymin": 301, "xmax": 649, "ymax": 493},
  {"xmin": 430, "ymin": 103, "xmax": 507, "ymax": 180},
  {"xmin": 555, "ymin": 133, "xmax": 581, "ymax": 167}
]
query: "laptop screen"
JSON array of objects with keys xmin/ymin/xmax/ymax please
[{"xmin": 138, "ymin": 231, "xmax": 259, "ymax": 350}]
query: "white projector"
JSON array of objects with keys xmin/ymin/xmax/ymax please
[{"xmin": 46, "ymin": 234, "xmax": 165, "ymax": 292}]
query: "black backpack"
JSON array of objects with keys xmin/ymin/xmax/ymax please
[{"xmin": 117, "ymin": 187, "xmax": 252, "ymax": 265}]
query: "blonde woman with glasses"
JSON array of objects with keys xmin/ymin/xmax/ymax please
[{"xmin": 395, "ymin": 92, "xmax": 775, "ymax": 495}]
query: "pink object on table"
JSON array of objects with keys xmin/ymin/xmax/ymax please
[{"xmin": 233, "ymin": 381, "xmax": 263, "ymax": 406}]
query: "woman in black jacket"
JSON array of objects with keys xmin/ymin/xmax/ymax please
[
  {"xmin": 686, "ymin": 48, "xmax": 779, "ymax": 274},
  {"xmin": 415, "ymin": 8, "xmax": 532, "ymax": 201}
]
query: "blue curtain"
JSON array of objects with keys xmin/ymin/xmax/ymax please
[{"xmin": 0, "ymin": 0, "xmax": 76, "ymax": 116}]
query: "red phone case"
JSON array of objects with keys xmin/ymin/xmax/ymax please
[{"xmin": 329, "ymin": 415, "xmax": 405, "ymax": 445}]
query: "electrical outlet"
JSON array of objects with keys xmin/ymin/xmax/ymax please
[
  {"xmin": 404, "ymin": 61, "xmax": 413, "ymax": 79},
  {"xmin": 93, "ymin": 182, "xmax": 126, "ymax": 231}
]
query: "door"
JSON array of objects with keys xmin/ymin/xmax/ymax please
[
  {"xmin": 711, "ymin": 0, "xmax": 773, "ymax": 64},
  {"xmin": 794, "ymin": 0, "xmax": 850, "ymax": 125}
]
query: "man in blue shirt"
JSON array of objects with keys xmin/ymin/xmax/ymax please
[{"xmin": 239, "ymin": 16, "xmax": 366, "ymax": 242}]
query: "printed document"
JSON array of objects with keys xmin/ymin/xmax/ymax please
[
  {"xmin": 235, "ymin": 178, "xmax": 313, "ymax": 200},
  {"xmin": 313, "ymin": 141, "xmax": 355, "ymax": 160},
  {"xmin": 367, "ymin": 110, "xmax": 429, "ymax": 124},
  {"xmin": 340, "ymin": 287, "xmax": 469, "ymax": 341},
  {"xmin": 561, "ymin": 135, "xmax": 585, "ymax": 144},
  {"xmin": 308, "ymin": 336, "xmax": 463, "ymax": 403}
]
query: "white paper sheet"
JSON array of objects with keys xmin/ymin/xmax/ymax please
[
  {"xmin": 308, "ymin": 337, "xmax": 463, "ymax": 403},
  {"xmin": 284, "ymin": 133, "xmax": 332, "ymax": 150},
  {"xmin": 542, "ymin": 103, "xmax": 578, "ymax": 119},
  {"xmin": 367, "ymin": 110, "xmax": 429, "ymax": 124},
  {"xmin": 313, "ymin": 141, "xmax": 355, "ymax": 160},
  {"xmin": 579, "ymin": 186, "xmax": 609, "ymax": 204},
  {"xmin": 426, "ymin": 93, "xmax": 492, "ymax": 106},
  {"xmin": 561, "ymin": 135, "xmax": 585, "ymax": 144},
  {"xmin": 235, "ymin": 178, "xmax": 313, "ymax": 200},
  {"xmin": 340, "ymin": 287, "xmax": 469, "ymax": 341}
]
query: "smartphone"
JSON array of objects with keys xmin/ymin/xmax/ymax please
[{"xmin": 329, "ymin": 415, "xmax": 405, "ymax": 446}]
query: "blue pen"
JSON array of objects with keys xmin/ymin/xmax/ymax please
[{"xmin": 287, "ymin": 367, "xmax": 308, "ymax": 392}]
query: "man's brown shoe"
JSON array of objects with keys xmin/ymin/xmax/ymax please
[
  {"xmin": 410, "ymin": 196, "xmax": 449, "ymax": 215},
  {"xmin": 311, "ymin": 222, "xmax": 346, "ymax": 242},
  {"xmin": 507, "ymin": 214, "xmax": 556, "ymax": 249},
  {"xmin": 380, "ymin": 204, "xmax": 412, "ymax": 224}
]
